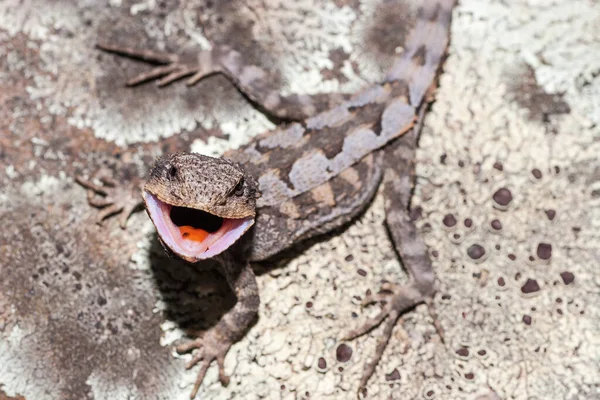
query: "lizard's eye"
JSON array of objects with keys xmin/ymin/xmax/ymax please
[
  {"xmin": 168, "ymin": 165, "xmax": 177, "ymax": 179},
  {"xmin": 234, "ymin": 178, "xmax": 244, "ymax": 196}
]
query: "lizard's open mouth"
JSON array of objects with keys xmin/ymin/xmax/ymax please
[{"xmin": 143, "ymin": 192, "xmax": 254, "ymax": 262}]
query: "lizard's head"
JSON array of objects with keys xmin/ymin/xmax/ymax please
[{"xmin": 142, "ymin": 152, "xmax": 258, "ymax": 262}]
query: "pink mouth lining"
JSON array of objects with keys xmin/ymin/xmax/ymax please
[{"xmin": 143, "ymin": 192, "xmax": 254, "ymax": 262}]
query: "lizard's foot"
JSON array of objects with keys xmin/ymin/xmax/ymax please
[
  {"xmin": 176, "ymin": 329, "xmax": 233, "ymax": 399},
  {"xmin": 97, "ymin": 42, "xmax": 219, "ymax": 87},
  {"xmin": 76, "ymin": 170, "xmax": 143, "ymax": 229},
  {"xmin": 343, "ymin": 281, "xmax": 442, "ymax": 395}
]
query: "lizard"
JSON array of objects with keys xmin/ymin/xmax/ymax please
[{"xmin": 76, "ymin": 0, "xmax": 455, "ymax": 397}]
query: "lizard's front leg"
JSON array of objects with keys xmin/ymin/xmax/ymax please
[
  {"xmin": 177, "ymin": 255, "xmax": 259, "ymax": 399},
  {"xmin": 76, "ymin": 168, "xmax": 143, "ymax": 229}
]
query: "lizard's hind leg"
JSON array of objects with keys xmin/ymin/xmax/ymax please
[{"xmin": 343, "ymin": 129, "xmax": 444, "ymax": 395}]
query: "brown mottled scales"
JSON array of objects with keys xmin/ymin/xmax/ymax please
[{"xmin": 77, "ymin": 0, "xmax": 456, "ymax": 397}]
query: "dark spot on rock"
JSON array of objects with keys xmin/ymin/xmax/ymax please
[
  {"xmin": 556, "ymin": 297, "xmax": 563, "ymax": 303},
  {"xmin": 464, "ymin": 218, "xmax": 473, "ymax": 228},
  {"xmin": 336, "ymin": 343, "xmax": 352, "ymax": 362},
  {"xmin": 495, "ymin": 244, "xmax": 501, "ymax": 250},
  {"xmin": 505, "ymin": 63, "xmax": 571, "ymax": 123},
  {"xmin": 529, "ymin": 255, "xmax": 535, "ymax": 262},
  {"xmin": 560, "ymin": 271, "xmax": 575, "ymax": 285},
  {"xmin": 320, "ymin": 48, "xmax": 351, "ymax": 83},
  {"xmin": 465, "ymin": 372, "xmax": 474, "ymax": 380},
  {"xmin": 477, "ymin": 349, "xmax": 486, "ymax": 356},
  {"xmin": 458, "ymin": 160, "xmax": 464, "ymax": 167},
  {"xmin": 531, "ymin": 169, "xmax": 542, "ymax": 179},
  {"xmin": 357, "ymin": 269, "xmax": 367, "ymax": 277},
  {"xmin": 431, "ymin": 250, "xmax": 439, "ymax": 258},
  {"xmin": 545, "ymin": 209, "xmax": 556, "ymax": 220},
  {"xmin": 318, "ymin": 357, "xmax": 327, "ymax": 369},
  {"xmin": 515, "ymin": 272, "xmax": 522, "ymax": 280},
  {"xmin": 491, "ymin": 219, "xmax": 502, "ymax": 230},
  {"xmin": 440, "ymin": 154, "xmax": 447, "ymax": 164},
  {"xmin": 345, "ymin": 254, "xmax": 354, "ymax": 262},
  {"xmin": 557, "ymin": 309, "xmax": 563, "ymax": 315},
  {"xmin": 521, "ymin": 279, "xmax": 540, "ymax": 294},
  {"xmin": 536, "ymin": 243, "xmax": 552, "ymax": 260},
  {"xmin": 467, "ymin": 244, "xmax": 485, "ymax": 260},
  {"xmin": 508, "ymin": 254, "xmax": 516, "ymax": 260},
  {"xmin": 427, "ymin": 390, "xmax": 435, "ymax": 397},
  {"xmin": 443, "ymin": 213, "xmax": 457, "ymax": 227},
  {"xmin": 493, "ymin": 161, "xmax": 503, "ymax": 171},
  {"xmin": 523, "ymin": 315, "xmax": 532, "ymax": 325},
  {"xmin": 497, "ymin": 277, "xmax": 505, "ymax": 287},
  {"xmin": 493, "ymin": 188, "xmax": 513, "ymax": 207},
  {"xmin": 441, "ymin": 294, "xmax": 451, "ymax": 300},
  {"xmin": 363, "ymin": 0, "xmax": 415, "ymax": 67},
  {"xmin": 456, "ymin": 347, "xmax": 469, "ymax": 357},
  {"xmin": 453, "ymin": 233, "xmax": 461, "ymax": 240},
  {"xmin": 338, "ymin": 366, "xmax": 343, "ymax": 372},
  {"xmin": 97, "ymin": 296, "xmax": 107, "ymax": 306},
  {"xmin": 568, "ymin": 174, "xmax": 577, "ymax": 183},
  {"xmin": 306, "ymin": 301, "xmax": 313, "ymax": 309},
  {"xmin": 385, "ymin": 368, "xmax": 401, "ymax": 381}
]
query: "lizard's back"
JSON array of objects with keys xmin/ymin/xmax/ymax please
[{"xmin": 224, "ymin": 0, "xmax": 455, "ymax": 261}]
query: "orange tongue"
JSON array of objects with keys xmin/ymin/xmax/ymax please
[{"xmin": 179, "ymin": 226, "xmax": 210, "ymax": 242}]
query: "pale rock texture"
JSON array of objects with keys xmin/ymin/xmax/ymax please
[{"xmin": 0, "ymin": 0, "xmax": 598, "ymax": 399}]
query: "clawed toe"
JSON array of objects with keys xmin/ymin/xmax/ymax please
[
  {"xmin": 76, "ymin": 172, "xmax": 142, "ymax": 229},
  {"xmin": 97, "ymin": 42, "xmax": 221, "ymax": 88},
  {"xmin": 176, "ymin": 339, "xmax": 203, "ymax": 354},
  {"xmin": 176, "ymin": 336, "xmax": 232, "ymax": 398},
  {"xmin": 344, "ymin": 281, "xmax": 438, "ymax": 394},
  {"xmin": 361, "ymin": 291, "xmax": 390, "ymax": 307}
]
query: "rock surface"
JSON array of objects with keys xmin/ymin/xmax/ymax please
[{"xmin": 1, "ymin": 0, "xmax": 599, "ymax": 399}]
